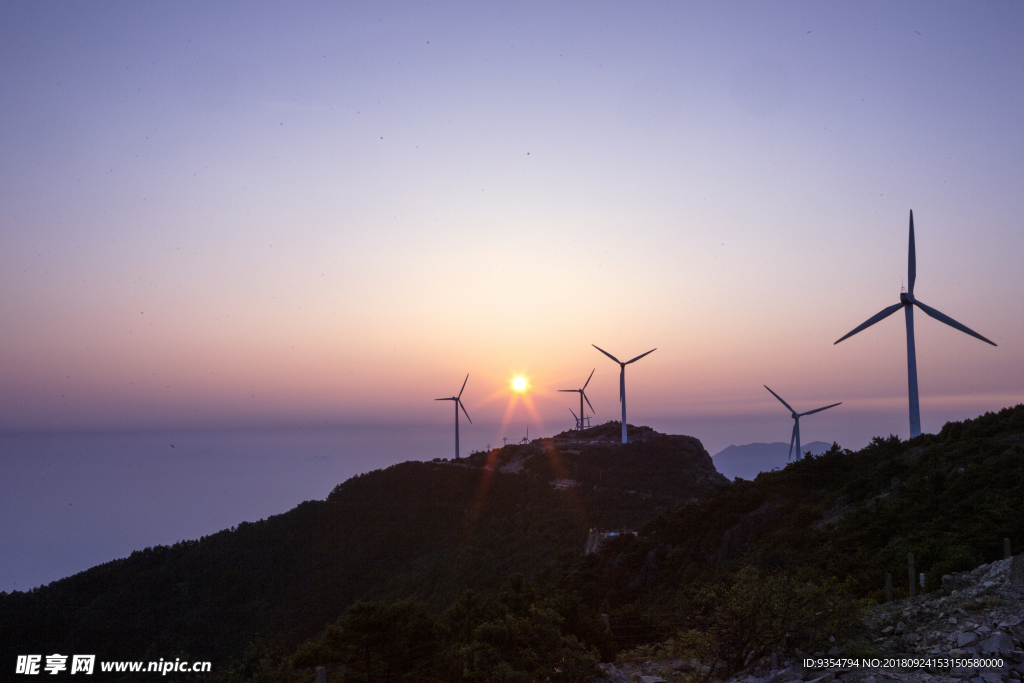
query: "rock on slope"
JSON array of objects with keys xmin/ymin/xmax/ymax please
[{"xmin": 596, "ymin": 556, "xmax": 1024, "ymax": 683}]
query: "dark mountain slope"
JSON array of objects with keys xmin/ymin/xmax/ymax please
[
  {"xmin": 564, "ymin": 405, "xmax": 1024, "ymax": 636},
  {"xmin": 0, "ymin": 423, "xmax": 724, "ymax": 668},
  {"xmin": 238, "ymin": 407, "xmax": 1024, "ymax": 677}
]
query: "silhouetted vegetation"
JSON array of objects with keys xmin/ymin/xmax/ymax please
[
  {"xmin": 552, "ymin": 405, "xmax": 1024, "ymax": 671},
  {"xmin": 0, "ymin": 426, "xmax": 720, "ymax": 676},
  {"xmin": 3, "ymin": 407, "xmax": 1024, "ymax": 679},
  {"xmin": 215, "ymin": 575, "xmax": 606, "ymax": 682}
]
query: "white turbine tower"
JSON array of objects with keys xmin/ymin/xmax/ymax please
[
  {"xmin": 592, "ymin": 345, "xmax": 656, "ymax": 444},
  {"xmin": 558, "ymin": 369, "xmax": 596, "ymax": 432},
  {"xmin": 835, "ymin": 210, "xmax": 996, "ymax": 437},
  {"xmin": 764, "ymin": 385, "xmax": 841, "ymax": 460},
  {"xmin": 436, "ymin": 374, "xmax": 471, "ymax": 459}
]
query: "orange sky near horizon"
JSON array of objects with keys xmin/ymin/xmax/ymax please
[{"xmin": 1, "ymin": 2, "xmax": 1023, "ymax": 447}]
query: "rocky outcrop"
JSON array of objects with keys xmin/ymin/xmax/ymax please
[
  {"xmin": 861, "ymin": 556, "xmax": 1024, "ymax": 665},
  {"xmin": 630, "ymin": 549, "xmax": 660, "ymax": 590},
  {"xmin": 813, "ymin": 496, "xmax": 852, "ymax": 530},
  {"xmin": 715, "ymin": 501, "xmax": 786, "ymax": 567},
  {"xmin": 1011, "ymin": 555, "xmax": 1024, "ymax": 587},
  {"xmin": 586, "ymin": 529, "xmax": 638, "ymax": 556},
  {"xmin": 595, "ymin": 556, "xmax": 1024, "ymax": 683},
  {"xmin": 466, "ymin": 425, "xmax": 729, "ymax": 506}
]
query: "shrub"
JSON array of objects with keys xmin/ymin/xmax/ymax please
[{"xmin": 655, "ymin": 567, "xmax": 865, "ymax": 677}]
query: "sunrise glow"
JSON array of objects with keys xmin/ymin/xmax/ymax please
[{"xmin": 3, "ymin": 1, "xmax": 1024, "ymax": 599}]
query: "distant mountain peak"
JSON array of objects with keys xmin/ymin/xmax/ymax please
[
  {"xmin": 712, "ymin": 441, "xmax": 833, "ymax": 480},
  {"xmin": 452, "ymin": 424, "xmax": 728, "ymax": 494}
]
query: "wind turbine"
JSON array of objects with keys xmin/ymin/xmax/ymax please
[
  {"xmin": 764, "ymin": 385, "xmax": 841, "ymax": 460},
  {"xmin": 558, "ymin": 369, "xmax": 596, "ymax": 432},
  {"xmin": 835, "ymin": 210, "xmax": 996, "ymax": 437},
  {"xmin": 592, "ymin": 345, "xmax": 656, "ymax": 444},
  {"xmin": 436, "ymin": 374, "xmax": 471, "ymax": 459},
  {"xmin": 569, "ymin": 408, "xmax": 591, "ymax": 431}
]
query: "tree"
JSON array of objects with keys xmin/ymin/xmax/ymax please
[{"xmin": 295, "ymin": 599, "xmax": 444, "ymax": 682}]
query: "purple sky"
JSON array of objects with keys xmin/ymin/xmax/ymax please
[{"xmin": 2, "ymin": 2, "xmax": 1023, "ymax": 444}]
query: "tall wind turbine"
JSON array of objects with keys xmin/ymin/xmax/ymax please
[
  {"xmin": 436, "ymin": 374, "xmax": 471, "ymax": 459},
  {"xmin": 764, "ymin": 385, "xmax": 841, "ymax": 460},
  {"xmin": 835, "ymin": 210, "xmax": 996, "ymax": 437},
  {"xmin": 558, "ymin": 369, "xmax": 596, "ymax": 432},
  {"xmin": 592, "ymin": 345, "xmax": 656, "ymax": 444}
]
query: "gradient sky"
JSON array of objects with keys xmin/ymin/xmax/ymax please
[{"xmin": 2, "ymin": 1, "xmax": 1023, "ymax": 446}]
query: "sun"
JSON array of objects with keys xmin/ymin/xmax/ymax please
[{"xmin": 512, "ymin": 377, "xmax": 527, "ymax": 392}]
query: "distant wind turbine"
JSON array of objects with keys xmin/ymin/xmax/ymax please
[
  {"xmin": 835, "ymin": 210, "xmax": 996, "ymax": 437},
  {"xmin": 764, "ymin": 385, "xmax": 841, "ymax": 460},
  {"xmin": 592, "ymin": 345, "xmax": 656, "ymax": 444},
  {"xmin": 569, "ymin": 408, "xmax": 591, "ymax": 431},
  {"xmin": 436, "ymin": 374, "xmax": 471, "ymax": 459},
  {"xmin": 558, "ymin": 369, "xmax": 596, "ymax": 432}
]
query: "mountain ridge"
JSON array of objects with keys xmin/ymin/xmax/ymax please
[
  {"xmin": 0, "ymin": 421, "xmax": 726, "ymax": 668},
  {"xmin": 5, "ymin": 407, "xmax": 1024, "ymax": 680},
  {"xmin": 712, "ymin": 440, "xmax": 832, "ymax": 480}
]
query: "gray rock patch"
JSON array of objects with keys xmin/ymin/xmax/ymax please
[
  {"xmin": 1012, "ymin": 555, "xmax": 1024, "ymax": 586},
  {"xmin": 981, "ymin": 633, "xmax": 1016, "ymax": 655},
  {"xmin": 960, "ymin": 632, "xmax": 981, "ymax": 647}
]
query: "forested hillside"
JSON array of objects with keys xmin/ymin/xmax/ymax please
[
  {"xmin": 558, "ymin": 404, "xmax": 1024, "ymax": 655},
  {"xmin": 0, "ymin": 424, "xmax": 723, "ymax": 671},
  {"xmin": 225, "ymin": 405, "xmax": 1024, "ymax": 682},
  {"xmin": 5, "ymin": 406, "xmax": 1024, "ymax": 682}
]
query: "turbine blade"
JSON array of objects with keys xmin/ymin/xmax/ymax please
[
  {"xmin": 435, "ymin": 397, "xmax": 454, "ymax": 401},
  {"xmin": 834, "ymin": 302, "xmax": 905, "ymax": 344},
  {"xmin": 569, "ymin": 408, "xmax": 578, "ymax": 419},
  {"xmin": 625, "ymin": 348, "xmax": 656, "ymax": 364},
  {"xmin": 583, "ymin": 391, "xmax": 595, "ymax": 415},
  {"xmin": 592, "ymin": 344, "xmax": 621, "ymax": 364},
  {"xmin": 583, "ymin": 368, "xmax": 595, "ymax": 390},
  {"xmin": 908, "ymin": 210, "xmax": 916, "ymax": 296},
  {"xmin": 913, "ymin": 300, "xmax": 997, "ymax": 346},
  {"xmin": 788, "ymin": 423, "xmax": 797, "ymax": 461},
  {"xmin": 458, "ymin": 399, "xmax": 472, "ymax": 424},
  {"xmin": 763, "ymin": 385, "xmax": 796, "ymax": 413},
  {"xmin": 619, "ymin": 367, "xmax": 625, "ymax": 403},
  {"xmin": 800, "ymin": 402, "xmax": 842, "ymax": 417},
  {"xmin": 458, "ymin": 373, "xmax": 469, "ymax": 399},
  {"xmin": 557, "ymin": 389, "xmax": 577, "ymax": 393}
]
